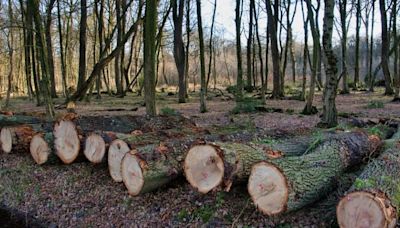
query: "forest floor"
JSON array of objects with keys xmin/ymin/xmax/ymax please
[{"xmin": 1, "ymin": 87, "xmax": 399, "ymax": 227}]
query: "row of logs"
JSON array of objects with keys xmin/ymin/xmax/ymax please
[{"xmin": 0, "ymin": 113, "xmax": 399, "ymax": 227}]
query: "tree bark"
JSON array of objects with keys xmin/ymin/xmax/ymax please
[
  {"xmin": 337, "ymin": 132, "xmax": 400, "ymax": 227},
  {"xmin": 248, "ymin": 131, "xmax": 381, "ymax": 216},
  {"xmin": 45, "ymin": 0, "xmax": 57, "ymax": 98},
  {"xmin": 320, "ymin": 0, "xmax": 338, "ymax": 127},
  {"xmin": 266, "ymin": 0, "xmax": 283, "ymax": 98},
  {"xmin": 379, "ymin": 0, "xmax": 394, "ymax": 95},
  {"xmin": 235, "ymin": 0, "xmax": 244, "ymax": 101},
  {"xmin": 172, "ymin": 0, "xmax": 186, "ymax": 103},
  {"xmin": 144, "ymin": 0, "xmax": 158, "ymax": 116},
  {"xmin": 339, "ymin": 0, "xmax": 349, "ymax": 94},
  {"xmin": 184, "ymin": 131, "xmax": 348, "ymax": 194},
  {"xmin": 196, "ymin": 0, "xmax": 207, "ymax": 113},
  {"xmin": 354, "ymin": 0, "xmax": 361, "ymax": 90},
  {"xmin": 302, "ymin": 0, "xmax": 319, "ymax": 115},
  {"xmin": 246, "ymin": 0, "xmax": 254, "ymax": 92},
  {"xmin": 78, "ymin": 0, "xmax": 87, "ymax": 92}
]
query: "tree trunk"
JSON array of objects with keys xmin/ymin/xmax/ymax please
[
  {"xmin": 266, "ymin": 0, "xmax": 283, "ymax": 98},
  {"xmin": 235, "ymin": 0, "xmax": 244, "ymax": 101},
  {"xmin": 172, "ymin": 0, "xmax": 186, "ymax": 103},
  {"xmin": 45, "ymin": 0, "xmax": 57, "ymax": 98},
  {"xmin": 253, "ymin": 1, "xmax": 265, "ymax": 103},
  {"xmin": 337, "ymin": 132, "xmax": 400, "ymax": 227},
  {"xmin": 369, "ymin": 0, "xmax": 376, "ymax": 92},
  {"xmin": 78, "ymin": 0, "xmax": 87, "ymax": 92},
  {"xmin": 248, "ymin": 131, "xmax": 381, "ymax": 216},
  {"xmin": 1, "ymin": 125, "xmax": 36, "ymax": 154},
  {"xmin": 246, "ymin": 0, "xmax": 254, "ymax": 92},
  {"xmin": 184, "ymin": 131, "xmax": 348, "ymax": 194},
  {"xmin": 379, "ymin": 0, "xmax": 394, "ymax": 95},
  {"xmin": 29, "ymin": 0, "xmax": 55, "ymax": 118},
  {"xmin": 121, "ymin": 140, "xmax": 193, "ymax": 196},
  {"xmin": 19, "ymin": 0, "xmax": 33, "ymax": 100},
  {"xmin": 300, "ymin": 1, "xmax": 308, "ymax": 101},
  {"xmin": 143, "ymin": 0, "xmax": 158, "ymax": 116},
  {"xmin": 57, "ymin": 0, "xmax": 68, "ymax": 98},
  {"xmin": 302, "ymin": 0, "xmax": 320, "ymax": 115},
  {"xmin": 196, "ymin": 0, "xmax": 207, "ymax": 113},
  {"xmin": 320, "ymin": 0, "xmax": 338, "ymax": 127},
  {"xmin": 354, "ymin": 0, "xmax": 361, "ymax": 90},
  {"xmin": 339, "ymin": 0, "xmax": 349, "ymax": 94}
]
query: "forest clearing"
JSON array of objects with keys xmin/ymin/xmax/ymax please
[
  {"xmin": 0, "ymin": 90, "xmax": 399, "ymax": 227},
  {"xmin": 1, "ymin": 0, "xmax": 400, "ymax": 227}
]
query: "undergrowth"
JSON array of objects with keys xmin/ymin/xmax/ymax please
[{"xmin": 365, "ymin": 100, "xmax": 384, "ymax": 109}]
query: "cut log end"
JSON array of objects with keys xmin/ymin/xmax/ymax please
[
  {"xmin": 84, "ymin": 134, "xmax": 106, "ymax": 163},
  {"xmin": 184, "ymin": 145, "xmax": 224, "ymax": 194},
  {"xmin": 121, "ymin": 151, "xmax": 144, "ymax": 196},
  {"xmin": 0, "ymin": 127, "xmax": 12, "ymax": 153},
  {"xmin": 30, "ymin": 134, "xmax": 50, "ymax": 165},
  {"xmin": 54, "ymin": 120, "xmax": 80, "ymax": 164},
  {"xmin": 337, "ymin": 191, "xmax": 397, "ymax": 228},
  {"xmin": 248, "ymin": 162, "xmax": 288, "ymax": 216},
  {"xmin": 108, "ymin": 139, "xmax": 130, "ymax": 182}
]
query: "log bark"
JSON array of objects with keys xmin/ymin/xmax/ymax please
[
  {"xmin": 247, "ymin": 131, "xmax": 382, "ymax": 216},
  {"xmin": 336, "ymin": 133, "xmax": 400, "ymax": 228},
  {"xmin": 0, "ymin": 114, "xmax": 200, "ymax": 134},
  {"xmin": 121, "ymin": 139, "xmax": 196, "ymax": 196},
  {"xmin": 1, "ymin": 125, "xmax": 36, "ymax": 153},
  {"xmin": 184, "ymin": 131, "xmax": 342, "ymax": 193}
]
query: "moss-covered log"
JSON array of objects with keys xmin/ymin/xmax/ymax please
[
  {"xmin": 247, "ymin": 131, "xmax": 382, "ymax": 216},
  {"xmin": 336, "ymin": 134, "xmax": 400, "ymax": 228},
  {"xmin": 0, "ymin": 113, "xmax": 201, "ymax": 134},
  {"xmin": 184, "ymin": 131, "xmax": 347, "ymax": 194},
  {"xmin": 121, "ymin": 139, "xmax": 196, "ymax": 196}
]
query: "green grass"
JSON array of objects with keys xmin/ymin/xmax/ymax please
[
  {"xmin": 160, "ymin": 107, "xmax": 179, "ymax": 116},
  {"xmin": 230, "ymin": 97, "xmax": 264, "ymax": 114},
  {"xmin": 365, "ymin": 100, "xmax": 384, "ymax": 109}
]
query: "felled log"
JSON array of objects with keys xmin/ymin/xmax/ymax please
[
  {"xmin": 0, "ymin": 126, "xmax": 36, "ymax": 153},
  {"xmin": 0, "ymin": 113, "xmax": 201, "ymax": 134},
  {"xmin": 336, "ymin": 134, "xmax": 400, "ymax": 228},
  {"xmin": 247, "ymin": 131, "xmax": 382, "ymax": 216},
  {"xmin": 108, "ymin": 139, "xmax": 130, "ymax": 182},
  {"xmin": 183, "ymin": 132, "xmax": 341, "ymax": 194},
  {"xmin": 121, "ymin": 140, "xmax": 196, "ymax": 196}
]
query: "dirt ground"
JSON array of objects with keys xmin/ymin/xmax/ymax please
[{"xmin": 0, "ymin": 88, "xmax": 399, "ymax": 227}]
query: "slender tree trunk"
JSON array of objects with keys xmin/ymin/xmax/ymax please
[
  {"xmin": 28, "ymin": 0, "xmax": 55, "ymax": 118},
  {"xmin": 45, "ymin": 0, "xmax": 57, "ymax": 98},
  {"xmin": 78, "ymin": 0, "xmax": 87, "ymax": 93},
  {"xmin": 246, "ymin": 0, "xmax": 254, "ymax": 92},
  {"xmin": 379, "ymin": 0, "xmax": 394, "ymax": 95},
  {"xmin": 302, "ymin": 0, "xmax": 319, "ymax": 115},
  {"xmin": 172, "ymin": 0, "xmax": 186, "ymax": 103},
  {"xmin": 206, "ymin": 0, "xmax": 217, "ymax": 93},
  {"xmin": 320, "ymin": 0, "xmax": 338, "ymax": 127},
  {"xmin": 19, "ymin": 0, "xmax": 33, "ymax": 100},
  {"xmin": 253, "ymin": 2, "xmax": 265, "ymax": 103},
  {"xmin": 300, "ymin": 1, "xmax": 308, "ymax": 101},
  {"xmin": 57, "ymin": 0, "xmax": 68, "ymax": 98},
  {"xmin": 393, "ymin": 0, "xmax": 399, "ymax": 100},
  {"xmin": 266, "ymin": 0, "xmax": 283, "ymax": 98},
  {"xmin": 184, "ymin": 0, "xmax": 191, "ymax": 97},
  {"xmin": 5, "ymin": 0, "xmax": 14, "ymax": 108},
  {"xmin": 196, "ymin": 0, "xmax": 207, "ymax": 113},
  {"xmin": 339, "ymin": 0, "xmax": 349, "ymax": 94},
  {"xmin": 369, "ymin": 0, "xmax": 376, "ymax": 92},
  {"xmin": 144, "ymin": 0, "xmax": 158, "ymax": 116},
  {"xmin": 235, "ymin": 0, "xmax": 244, "ymax": 101},
  {"xmin": 354, "ymin": 0, "xmax": 361, "ymax": 90}
]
